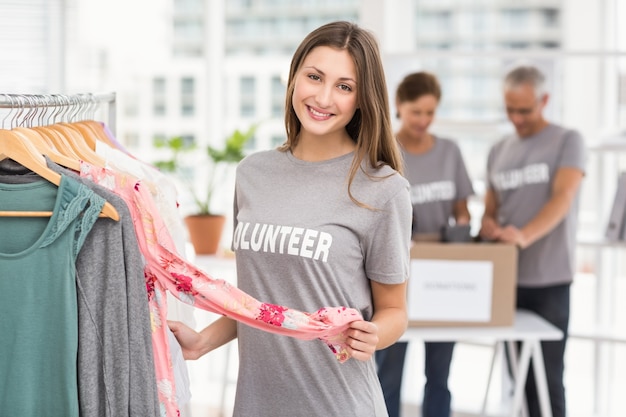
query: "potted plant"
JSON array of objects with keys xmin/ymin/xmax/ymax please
[{"xmin": 153, "ymin": 125, "xmax": 256, "ymax": 254}]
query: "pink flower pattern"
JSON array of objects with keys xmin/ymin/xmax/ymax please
[
  {"xmin": 171, "ymin": 272, "xmax": 197, "ymax": 296},
  {"xmin": 257, "ymin": 303, "xmax": 288, "ymax": 326}
]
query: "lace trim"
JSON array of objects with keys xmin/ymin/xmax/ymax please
[
  {"xmin": 40, "ymin": 177, "xmax": 104, "ymax": 254},
  {"xmin": 74, "ymin": 190, "xmax": 105, "ymax": 257}
]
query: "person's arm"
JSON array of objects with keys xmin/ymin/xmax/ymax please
[
  {"xmin": 479, "ymin": 187, "xmax": 501, "ymax": 240},
  {"xmin": 498, "ymin": 167, "xmax": 584, "ymax": 248},
  {"xmin": 344, "ymin": 281, "xmax": 407, "ymax": 361},
  {"xmin": 453, "ymin": 199, "xmax": 471, "ymax": 225},
  {"xmin": 168, "ymin": 316, "xmax": 237, "ymax": 360}
]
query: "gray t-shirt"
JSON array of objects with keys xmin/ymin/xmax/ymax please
[
  {"xmin": 402, "ymin": 136, "xmax": 474, "ymax": 234},
  {"xmin": 487, "ymin": 123, "xmax": 586, "ymax": 287},
  {"xmin": 231, "ymin": 149, "xmax": 412, "ymax": 417}
]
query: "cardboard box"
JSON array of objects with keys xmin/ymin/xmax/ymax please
[{"xmin": 407, "ymin": 242, "xmax": 517, "ymax": 327}]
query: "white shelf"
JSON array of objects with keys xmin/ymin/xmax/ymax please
[
  {"xmin": 570, "ymin": 328, "xmax": 626, "ymax": 344},
  {"xmin": 589, "ymin": 132, "xmax": 626, "ymax": 152},
  {"xmin": 577, "ymin": 236, "xmax": 626, "ymax": 248}
]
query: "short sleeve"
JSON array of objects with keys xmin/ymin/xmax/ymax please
[
  {"xmin": 485, "ymin": 142, "xmax": 500, "ymax": 190},
  {"xmin": 231, "ymin": 182, "xmax": 240, "ymax": 252},
  {"xmin": 558, "ymin": 129, "xmax": 587, "ymax": 174},
  {"xmin": 363, "ymin": 177, "xmax": 412, "ymax": 284},
  {"xmin": 452, "ymin": 142, "xmax": 474, "ymax": 200}
]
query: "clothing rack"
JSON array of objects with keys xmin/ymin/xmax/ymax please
[{"xmin": 0, "ymin": 92, "xmax": 116, "ymax": 135}]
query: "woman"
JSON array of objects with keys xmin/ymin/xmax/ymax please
[
  {"xmin": 375, "ymin": 71, "xmax": 474, "ymax": 417},
  {"xmin": 169, "ymin": 21, "xmax": 412, "ymax": 416}
]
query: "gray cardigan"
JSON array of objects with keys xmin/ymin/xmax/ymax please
[{"xmin": 48, "ymin": 160, "xmax": 159, "ymax": 417}]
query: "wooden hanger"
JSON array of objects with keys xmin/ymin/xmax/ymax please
[
  {"xmin": 62, "ymin": 95, "xmax": 106, "ymax": 150},
  {"xmin": 0, "ymin": 129, "xmax": 119, "ymax": 220},
  {"xmin": 49, "ymin": 95, "xmax": 104, "ymax": 163},
  {"xmin": 34, "ymin": 125, "xmax": 82, "ymax": 160},
  {"xmin": 80, "ymin": 120, "xmax": 117, "ymax": 148},
  {"xmin": 69, "ymin": 121, "xmax": 99, "ymax": 151},
  {"xmin": 12, "ymin": 127, "xmax": 81, "ymax": 172},
  {"xmin": 48, "ymin": 123, "xmax": 107, "ymax": 167}
]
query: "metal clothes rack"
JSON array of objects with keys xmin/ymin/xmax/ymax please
[{"xmin": 0, "ymin": 92, "xmax": 117, "ymax": 135}]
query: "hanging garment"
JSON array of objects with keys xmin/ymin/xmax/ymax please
[
  {"xmin": 45, "ymin": 159, "xmax": 160, "ymax": 417},
  {"xmin": 0, "ymin": 175, "xmax": 104, "ymax": 417},
  {"xmin": 79, "ymin": 161, "xmax": 364, "ymax": 416},
  {"xmin": 95, "ymin": 139, "xmax": 188, "ymax": 256},
  {"xmin": 95, "ymin": 138, "xmax": 197, "ymax": 338}
]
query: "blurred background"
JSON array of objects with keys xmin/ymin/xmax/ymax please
[{"xmin": 1, "ymin": 1, "xmax": 625, "ymax": 416}]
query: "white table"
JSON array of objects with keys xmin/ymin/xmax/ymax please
[{"xmin": 400, "ymin": 310, "xmax": 563, "ymax": 417}]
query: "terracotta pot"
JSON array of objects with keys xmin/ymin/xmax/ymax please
[{"xmin": 184, "ymin": 214, "xmax": 226, "ymax": 255}]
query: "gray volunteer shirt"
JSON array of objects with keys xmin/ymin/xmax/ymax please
[
  {"xmin": 402, "ymin": 136, "xmax": 474, "ymax": 234},
  {"xmin": 487, "ymin": 123, "xmax": 586, "ymax": 287},
  {"xmin": 231, "ymin": 149, "xmax": 411, "ymax": 417}
]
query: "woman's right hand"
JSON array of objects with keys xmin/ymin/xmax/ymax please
[
  {"xmin": 169, "ymin": 316, "xmax": 238, "ymax": 360},
  {"xmin": 479, "ymin": 216, "xmax": 502, "ymax": 241},
  {"xmin": 168, "ymin": 320, "xmax": 205, "ymax": 360}
]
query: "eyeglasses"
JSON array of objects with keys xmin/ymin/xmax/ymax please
[
  {"xmin": 506, "ymin": 106, "xmax": 536, "ymax": 116},
  {"xmin": 505, "ymin": 96, "xmax": 544, "ymax": 116}
]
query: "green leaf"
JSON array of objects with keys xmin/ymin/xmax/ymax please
[
  {"xmin": 153, "ymin": 160, "xmax": 177, "ymax": 172},
  {"xmin": 207, "ymin": 124, "xmax": 256, "ymax": 164},
  {"xmin": 153, "ymin": 124, "xmax": 258, "ymax": 216}
]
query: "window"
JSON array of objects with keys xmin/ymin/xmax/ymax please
[
  {"xmin": 181, "ymin": 77, "xmax": 195, "ymax": 116},
  {"xmin": 153, "ymin": 77, "xmax": 166, "ymax": 94},
  {"xmin": 124, "ymin": 132, "xmax": 140, "ymax": 149},
  {"xmin": 173, "ymin": 19, "xmax": 203, "ymax": 41},
  {"xmin": 271, "ymin": 135, "xmax": 285, "ymax": 148},
  {"xmin": 173, "ymin": 44, "xmax": 203, "ymax": 57},
  {"xmin": 123, "ymin": 93, "xmax": 139, "ymax": 117},
  {"xmin": 501, "ymin": 9, "xmax": 529, "ymax": 30},
  {"xmin": 542, "ymin": 8, "xmax": 559, "ymax": 27},
  {"xmin": 244, "ymin": 135, "xmax": 256, "ymax": 150},
  {"xmin": 540, "ymin": 41, "xmax": 560, "ymax": 49},
  {"xmin": 417, "ymin": 11, "xmax": 452, "ymax": 33},
  {"xmin": 152, "ymin": 133, "xmax": 167, "ymax": 146},
  {"xmin": 271, "ymin": 75, "xmax": 285, "ymax": 117},
  {"xmin": 153, "ymin": 77, "xmax": 167, "ymax": 116},
  {"xmin": 620, "ymin": 74, "xmax": 626, "ymax": 106},
  {"xmin": 240, "ymin": 76, "xmax": 256, "ymax": 117},
  {"xmin": 174, "ymin": 0, "xmax": 203, "ymax": 14},
  {"xmin": 179, "ymin": 134, "xmax": 196, "ymax": 148}
]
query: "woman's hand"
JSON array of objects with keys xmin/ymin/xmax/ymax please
[
  {"xmin": 345, "ymin": 320, "xmax": 379, "ymax": 361},
  {"xmin": 168, "ymin": 320, "xmax": 205, "ymax": 360},
  {"xmin": 479, "ymin": 216, "xmax": 502, "ymax": 241},
  {"xmin": 498, "ymin": 225, "xmax": 528, "ymax": 249},
  {"xmin": 168, "ymin": 316, "xmax": 238, "ymax": 361}
]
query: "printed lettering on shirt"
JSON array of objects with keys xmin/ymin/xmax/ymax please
[
  {"xmin": 410, "ymin": 181, "xmax": 455, "ymax": 205},
  {"xmin": 233, "ymin": 222, "xmax": 333, "ymax": 262},
  {"xmin": 491, "ymin": 163, "xmax": 549, "ymax": 191}
]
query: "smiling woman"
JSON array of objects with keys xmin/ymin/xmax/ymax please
[
  {"xmin": 291, "ymin": 46, "xmax": 358, "ymax": 149},
  {"xmin": 168, "ymin": 20, "xmax": 412, "ymax": 417}
]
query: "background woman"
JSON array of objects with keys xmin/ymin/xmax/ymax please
[{"xmin": 376, "ymin": 71, "xmax": 474, "ymax": 417}]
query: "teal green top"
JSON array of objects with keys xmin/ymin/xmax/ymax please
[{"xmin": 0, "ymin": 175, "xmax": 104, "ymax": 416}]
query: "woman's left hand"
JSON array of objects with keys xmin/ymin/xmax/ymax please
[{"xmin": 345, "ymin": 320, "xmax": 379, "ymax": 361}]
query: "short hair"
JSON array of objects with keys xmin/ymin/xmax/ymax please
[
  {"xmin": 503, "ymin": 65, "xmax": 547, "ymax": 98},
  {"xmin": 396, "ymin": 71, "xmax": 441, "ymax": 104}
]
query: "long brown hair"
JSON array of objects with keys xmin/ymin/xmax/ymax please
[{"xmin": 279, "ymin": 21, "xmax": 402, "ymax": 206}]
